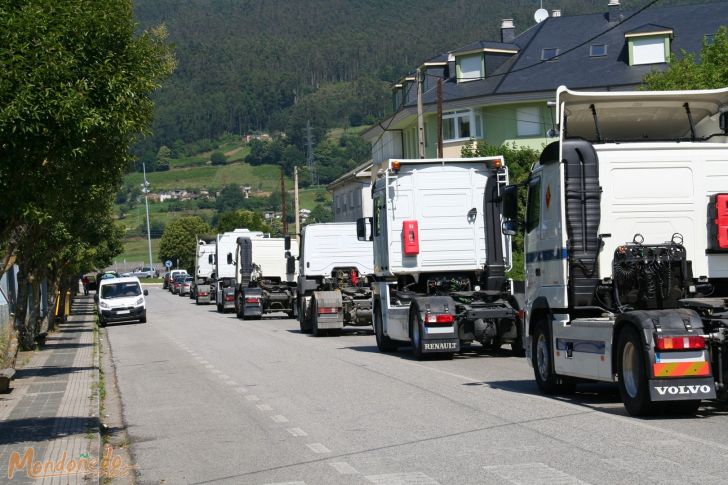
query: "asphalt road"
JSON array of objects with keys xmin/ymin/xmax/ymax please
[{"xmin": 104, "ymin": 287, "xmax": 728, "ymax": 485}]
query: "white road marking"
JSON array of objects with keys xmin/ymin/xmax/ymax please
[
  {"xmin": 286, "ymin": 428, "xmax": 308, "ymax": 437},
  {"xmin": 271, "ymin": 414, "xmax": 289, "ymax": 423},
  {"xmin": 306, "ymin": 443, "xmax": 330, "ymax": 454},
  {"xmin": 256, "ymin": 404, "xmax": 273, "ymax": 412},
  {"xmin": 329, "ymin": 461, "xmax": 358, "ymax": 475},
  {"xmin": 235, "ymin": 387, "xmax": 248, "ymax": 394},
  {"xmin": 245, "ymin": 395, "xmax": 260, "ymax": 402},
  {"xmin": 366, "ymin": 472, "xmax": 439, "ymax": 484},
  {"xmin": 483, "ymin": 463, "xmax": 588, "ymax": 485}
]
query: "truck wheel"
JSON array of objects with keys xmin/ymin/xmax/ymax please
[
  {"xmin": 409, "ymin": 306, "xmax": 425, "ymax": 360},
  {"xmin": 667, "ymin": 400, "xmax": 701, "ymax": 415},
  {"xmin": 374, "ymin": 300, "xmax": 398, "ymax": 353},
  {"xmin": 311, "ymin": 297, "xmax": 323, "ymax": 337},
  {"xmin": 532, "ymin": 321, "xmax": 574, "ymax": 394},
  {"xmin": 617, "ymin": 326, "xmax": 659, "ymax": 416},
  {"xmin": 236, "ymin": 295, "xmax": 244, "ymax": 319},
  {"xmin": 512, "ymin": 322, "xmax": 526, "ymax": 357},
  {"xmin": 217, "ymin": 302, "xmax": 223, "ymax": 313},
  {"xmin": 299, "ymin": 299, "xmax": 312, "ymax": 334}
]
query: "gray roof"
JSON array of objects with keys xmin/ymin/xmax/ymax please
[{"xmin": 406, "ymin": 2, "xmax": 728, "ymax": 107}]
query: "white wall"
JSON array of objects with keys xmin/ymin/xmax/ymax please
[{"xmin": 332, "ymin": 181, "xmax": 373, "ymax": 222}]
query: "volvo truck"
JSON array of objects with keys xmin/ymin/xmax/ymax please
[
  {"xmin": 213, "ymin": 229, "xmax": 264, "ymax": 313},
  {"xmin": 501, "ymin": 86, "xmax": 728, "ymax": 415},
  {"xmin": 359, "ymin": 157, "xmax": 522, "ymax": 359},
  {"xmin": 297, "ymin": 222, "xmax": 374, "ymax": 336}
]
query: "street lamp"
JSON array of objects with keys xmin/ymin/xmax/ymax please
[{"xmin": 142, "ymin": 163, "xmax": 154, "ymax": 275}]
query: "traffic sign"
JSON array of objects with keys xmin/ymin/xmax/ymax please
[{"xmin": 165, "ymin": 260, "xmax": 173, "ymax": 268}]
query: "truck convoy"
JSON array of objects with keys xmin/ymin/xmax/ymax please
[
  {"xmin": 359, "ymin": 157, "xmax": 522, "ymax": 359},
  {"xmin": 501, "ymin": 86, "xmax": 728, "ymax": 415},
  {"xmin": 213, "ymin": 229, "xmax": 264, "ymax": 313},
  {"xmin": 193, "ymin": 239, "xmax": 216, "ymax": 304},
  {"xmin": 297, "ymin": 222, "xmax": 374, "ymax": 336},
  {"xmin": 233, "ymin": 235, "xmax": 298, "ymax": 319}
]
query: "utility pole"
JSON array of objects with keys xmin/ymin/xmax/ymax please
[
  {"xmin": 416, "ymin": 68, "xmax": 426, "ymax": 158},
  {"xmin": 306, "ymin": 119, "xmax": 316, "ymax": 185},
  {"xmin": 294, "ymin": 166, "xmax": 301, "ymax": 244},
  {"xmin": 142, "ymin": 163, "xmax": 154, "ymax": 271},
  {"xmin": 280, "ymin": 166, "xmax": 288, "ymax": 235},
  {"xmin": 437, "ymin": 78, "xmax": 444, "ymax": 158}
]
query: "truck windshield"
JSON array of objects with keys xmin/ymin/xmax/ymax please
[{"xmin": 101, "ymin": 282, "xmax": 142, "ymax": 299}]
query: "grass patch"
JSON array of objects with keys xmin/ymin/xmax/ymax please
[{"xmin": 0, "ymin": 322, "xmax": 14, "ymax": 369}]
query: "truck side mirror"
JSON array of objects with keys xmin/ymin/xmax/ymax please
[
  {"xmin": 501, "ymin": 185, "xmax": 519, "ymax": 220},
  {"xmin": 502, "ymin": 220, "xmax": 518, "ymax": 236},
  {"xmin": 208, "ymin": 254, "xmax": 213, "ymax": 264},
  {"xmin": 284, "ymin": 235, "xmax": 291, "ymax": 250},
  {"xmin": 226, "ymin": 253, "xmax": 233, "ymax": 265},
  {"xmin": 286, "ymin": 256, "xmax": 295, "ymax": 274},
  {"xmin": 357, "ymin": 217, "xmax": 373, "ymax": 241}
]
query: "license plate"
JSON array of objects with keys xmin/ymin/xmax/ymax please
[
  {"xmin": 116, "ymin": 310, "xmax": 130, "ymax": 315},
  {"xmin": 423, "ymin": 339, "xmax": 460, "ymax": 352}
]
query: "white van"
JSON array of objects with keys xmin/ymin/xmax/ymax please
[{"xmin": 96, "ymin": 276, "xmax": 148, "ymax": 326}]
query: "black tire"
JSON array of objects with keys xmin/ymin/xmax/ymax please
[
  {"xmin": 311, "ymin": 297, "xmax": 323, "ymax": 337},
  {"xmin": 286, "ymin": 310, "xmax": 295, "ymax": 319},
  {"xmin": 374, "ymin": 299, "xmax": 398, "ymax": 353},
  {"xmin": 195, "ymin": 297, "xmax": 200, "ymax": 306},
  {"xmin": 409, "ymin": 304, "xmax": 425, "ymax": 360},
  {"xmin": 531, "ymin": 320, "xmax": 575, "ymax": 394},
  {"xmin": 217, "ymin": 302, "xmax": 223, "ymax": 313},
  {"xmin": 98, "ymin": 318, "xmax": 105, "ymax": 328},
  {"xmin": 139, "ymin": 316, "xmax": 147, "ymax": 323},
  {"xmin": 512, "ymin": 319, "xmax": 526, "ymax": 357},
  {"xmin": 667, "ymin": 399, "xmax": 701, "ymax": 415},
  {"xmin": 617, "ymin": 326, "xmax": 659, "ymax": 416},
  {"xmin": 236, "ymin": 295, "xmax": 244, "ymax": 319},
  {"xmin": 299, "ymin": 298, "xmax": 312, "ymax": 334}
]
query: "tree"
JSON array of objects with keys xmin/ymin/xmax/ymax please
[
  {"xmin": 215, "ymin": 184, "xmax": 247, "ymax": 212},
  {"xmin": 308, "ymin": 204, "xmax": 333, "ymax": 223},
  {"xmin": 158, "ymin": 216, "xmax": 212, "ymax": 272},
  {"xmin": 216, "ymin": 211, "xmax": 270, "ymax": 233},
  {"xmin": 0, "ymin": 0, "xmax": 174, "ymax": 348},
  {"xmin": 210, "ymin": 150, "xmax": 227, "ymax": 166},
  {"xmin": 643, "ymin": 27, "xmax": 728, "ymax": 90}
]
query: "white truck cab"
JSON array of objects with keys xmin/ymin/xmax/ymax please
[{"xmin": 502, "ymin": 86, "xmax": 728, "ymax": 415}]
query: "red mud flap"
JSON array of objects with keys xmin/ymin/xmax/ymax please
[
  {"xmin": 648, "ymin": 378, "xmax": 716, "ymax": 401},
  {"xmin": 422, "ymin": 339, "xmax": 460, "ymax": 353}
]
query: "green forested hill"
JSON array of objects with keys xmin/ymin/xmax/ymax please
[{"xmin": 133, "ymin": 0, "xmax": 707, "ymax": 154}]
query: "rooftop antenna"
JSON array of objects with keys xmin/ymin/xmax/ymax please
[{"xmin": 534, "ymin": 0, "xmax": 548, "ymax": 23}]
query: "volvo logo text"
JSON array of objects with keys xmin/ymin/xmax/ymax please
[{"xmin": 653, "ymin": 385, "xmax": 712, "ymax": 396}]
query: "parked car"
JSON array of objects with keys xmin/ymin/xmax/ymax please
[
  {"xmin": 123, "ymin": 266, "xmax": 158, "ymax": 278},
  {"xmin": 179, "ymin": 276, "xmax": 193, "ymax": 296},
  {"xmin": 171, "ymin": 274, "xmax": 187, "ymax": 295},
  {"xmin": 86, "ymin": 274, "xmax": 98, "ymax": 292},
  {"xmin": 96, "ymin": 276, "xmax": 148, "ymax": 326},
  {"xmin": 167, "ymin": 270, "xmax": 188, "ymax": 292}
]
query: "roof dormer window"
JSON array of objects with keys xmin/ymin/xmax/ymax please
[
  {"xmin": 456, "ymin": 54, "xmax": 483, "ymax": 83},
  {"xmin": 625, "ymin": 25, "xmax": 673, "ymax": 66},
  {"xmin": 541, "ymin": 48, "xmax": 559, "ymax": 61}
]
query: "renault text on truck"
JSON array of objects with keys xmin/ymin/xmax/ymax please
[
  {"xmin": 193, "ymin": 239, "xmax": 216, "ymax": 304},
  {"xmin": 297, "ymin": 222, "xmax": 374, "ymax": 336},
  {"xmin": 359, "ymin": 157, "xmax": 522, "ymax": 359},
  {"xmin": 234, "ymin": 235, "xmax": 298, "ymax": 319},
  {"xmin": 213, "ymin": 229, "xmax": 264, "ymax": 313},
  {"xmin": 501, "ymin": 86, "xmax": 728, "ymax": 415}
]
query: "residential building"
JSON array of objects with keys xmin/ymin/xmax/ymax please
[
  {"xmin": 363, "ymin": 1, "xmax": 727, "ymax": 162},
  {"xmin": 327, "ymin": 162, "xmax": 373, "ymax": 222}
]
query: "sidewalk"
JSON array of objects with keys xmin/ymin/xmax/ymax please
[{"xmin": 0, "ymin": 296, "xmax": 100, "ymax": 484}]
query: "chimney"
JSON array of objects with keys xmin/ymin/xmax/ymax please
[
  {"xmin": 608, "ymin": 0, "xmax": 622, "ymax": 23},
  {"xmin": 552, "ymin": 9, "xmax": 561, "ymax": 18},
  {"xmin": 501, "ymin": 19, "xmax": 515, "ymax": 43}
]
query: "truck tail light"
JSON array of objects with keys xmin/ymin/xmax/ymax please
[
  {"xmin": 198, "ymin": 292, "xmax": 208, "ymax": 297},
  {"xmin": 424, "ymin": 314, "xmax": 454, "ymax": 326},
  {"xmin": 655, "ymin": 336, "xmax": 705, "ymax": 351},
  {"xmin": 245, "ymin": 297, "xmax": 260, "ymax": 304},
  {"xmin": 225, "ymin": 295, "xmax": 235, "ymax": 302},
  {"xmin": 402, "ymin": 220, "xmax": 419, "ymax": 256},
  {"xmin": 318, "ymin": 307, "xmax": 341, "ymax": 315},
  {"xmin": 711, "ymin": 194, "xmax": 728, "ymax": 249}
]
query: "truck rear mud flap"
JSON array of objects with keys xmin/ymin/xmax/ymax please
[
  {"xmin": 423, "ymin": 339, "xmax": 460, "ymax": 353},
  {"xmin": 648, "ymin": 377, "xmax": 716, "ymax": 401}
]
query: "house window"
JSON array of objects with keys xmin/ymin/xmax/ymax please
[
  {"xmin": 631, "ymin": 37, "xmax": 667, "ymax": 65},
  {"xmin": 442, "ymin": 110, "xmax": 483, "ymax": 142},
  {"xmin": 517, "ymin": 106, "xmax": 541, "ymax": 137},
  {"xmin": 457, "ymin": 54, "xmax": 483, "ymax": 82},
  {"xmin": 541, "ymin": 48, "xmax": 559, "ymax": 61},
  {"xmin": 590, "ymin": 44, "xmax": 607, "ymax": 57}
]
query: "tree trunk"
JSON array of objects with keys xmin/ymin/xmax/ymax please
[
  {"xmin": 47, "ymin": 279, "xmax": 60, "ymax": 332},
  {"xmin": 14, "ymin": 269, "xmax": 34, "ymax": 350}
]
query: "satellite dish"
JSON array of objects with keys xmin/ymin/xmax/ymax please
[{"xmin": 534, "ymin": 8, "xmax": 549, "ymax": 23}]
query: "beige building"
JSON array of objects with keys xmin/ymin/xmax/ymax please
[{"xmin": 327, "ymin": 162, "xmax": 373, "ymax": 222}]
